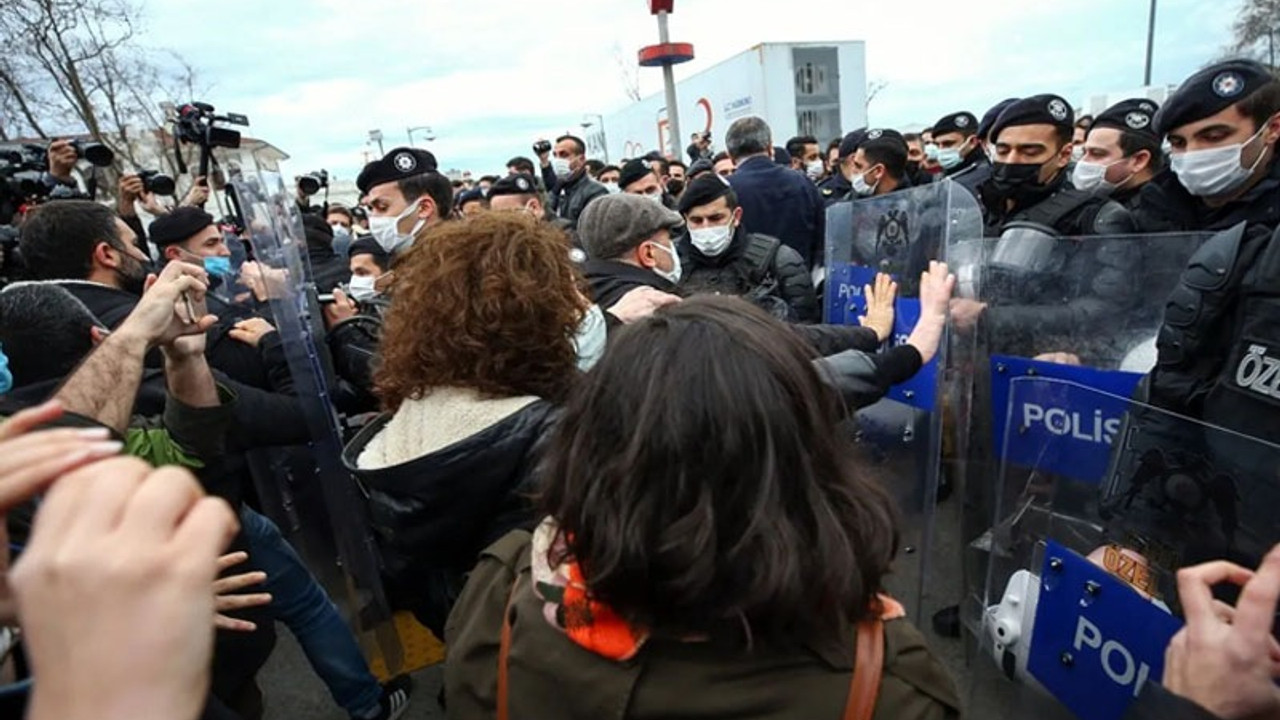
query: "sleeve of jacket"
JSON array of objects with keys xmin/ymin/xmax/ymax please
[
  {"xmin": 813, "ymin": 345, "xmax": 923, "ymax": 412},
  {"xmin": 774, "ymin": 244, "xmax": 821, "ymax": 323},
  {"xmin": 212, "ymin": 371, "xmax": 312, "ymax": 448},
  {"xmin": 791, "ymin": 323, "xmax": 883, "ymax": 355},
  {"xmin": 1122, "ymin": 683, "xmax": 1222, "ymax": 720},
  {"xmin": 254, "ymin": 331, "xmax": 297, "ymax": 394},
  {"xmin": 162, "ymin": 383, "xmax": 237, "ymax": 462},
  {"xmin": 808, "ymin": 180, "xmax": 827, "ymax": 267},
  {"xmin": 541, "ymin": 164, "xmax": 559, "ymax": 200}
]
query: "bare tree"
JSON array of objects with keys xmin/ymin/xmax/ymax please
[
  {"xmin": 867, "ymin": 80, "xmax": 889, "ymax": 111},
  {"xmin": 1231, "ymin": 0, "xmax": 1280, "ymax": 66},
  {"xmin": 613, "ymin": 42, "xmax": 643, "ymax": 103}
]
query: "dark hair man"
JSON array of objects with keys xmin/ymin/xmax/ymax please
[
  {"xmin": 356, "ymin": 147, "xmax": 452, "ymax": 258},
  {"xmin": 506, "ymin": 156, "xmax": 536, "ymax": 176},
  {"xmin": 676, "ymin": 174, "xmax": 818, "ymax": 322},
  {"xmin": 547, "ymin": 134, "xmax": 608, "ymax": 230},
  {"xmin": 930, "ymin": 111, "xmax": 990, "ymax": 198},
  {"xmin": 1073, "ymin": 98, "xmax": 1164, "ymax": 210},
  {"xmin": 902, "ymin": 132, "xmax": 932, "ymax": 187},
  {"xmin": 597, "ymin": 164, "xmax": 621, "ymax": 190},
  {"xmin": 618, "ymin": 159, "xmax": 667, "ymax": 203},
  {"xmin": 667, "ymin": 159, "xmax": 688, "ymax": 197},
  {"xmin": 846, "ymin": 129, "xmax": 911, "ymax": 198},
  {"xmin": 786, "ymin": 134, "xmax": 824, "ymax": 180},
  {"xmin": 725, "ymin": 116, "xmax": 827, "ymax": 269}
]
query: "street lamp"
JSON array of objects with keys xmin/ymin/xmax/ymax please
[
  {"xmin": 368, "ymin": 129, "xmax": 385, "ymax": 156},
  {"xmin": 581, "ymin": 114, "xmax": 608, "ymax": 163},
  {"xmin": 407, "ymin": 125, "xmax": 435, "ymax": 146}
]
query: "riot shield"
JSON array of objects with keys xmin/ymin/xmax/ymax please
[
  {"xmin": 824, "ymin": 180, "xmax": 983, "ymax": 622},
  {"xmin": 230, "ymin": 171, "xmax": 429, "ymax": 676},
  {"xmin": 965, "ymin": 377, "xmax": 1280, "ymax": 720}
]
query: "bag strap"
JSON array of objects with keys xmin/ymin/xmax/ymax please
[
  {"xmin": 844, "ymin": 618, "xmax": 886, "ymax": 720},
  {"xmin": 742, "ymin": 233, "xmax": 781, "ymax": 285},
  {"xmin": 497, "ymin": 573, "xmax": 524, "ymax": 720}
]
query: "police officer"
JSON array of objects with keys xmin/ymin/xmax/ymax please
[
  {"xmin": 845, "ymin": 129, "xmax": 913, "ymax": 198},
  {"xmin": 486, "ymin": 172, "xmax": 583, "ymax": 260},
  {"xmin": 930, "ymin": 111, "xmax": 990, "ymax": 199},
  {"xmin": 978, "ymin": 93, "xmax": 1135, "ymax": 237},
  {"xmin": 675, "ymin": 174, "xmax": 819, "ymax": 322},
  {"xmin": 817, "ymin": 128, "xmax": 866, "ymax": 205},
  {"xmin": 1072, "ymin": 98, "xmax": 1164, "ymax": 212},
  {"xmin": 1132, "ymin": 59, "xmax": 1280, "ymax": 234},
  {"xmin": 355, "ymin": 146, "xmax": 452, "ymax": 259}
]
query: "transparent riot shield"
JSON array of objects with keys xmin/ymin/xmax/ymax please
[
  {"xmin": 965, "ymin": 377, "xmax": 1280, "ymax": 720},
  {"xmin": 824, "ymin": 180, "xmax": 983, "ymax": 622},
  {"xmin": 230, "ymin": 171, "xmax": 420, "ymax": 676}
]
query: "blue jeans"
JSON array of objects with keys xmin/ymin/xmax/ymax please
[{"xmin": 239, "ymin": 507, "xmax": 382, "ymax": 716}]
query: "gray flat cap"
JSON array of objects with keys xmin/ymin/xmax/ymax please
[{"xmin": 577, "ymin": 193, "xmax": 684, "ymax": 260}]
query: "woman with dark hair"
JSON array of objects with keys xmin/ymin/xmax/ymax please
[
  {"xmin": 341, "ymin": 212, "xmax": 593, "ymax": 636},
  {"xmin": 444, "ymin": 295, "xmax": 962, "ymax": 719}
]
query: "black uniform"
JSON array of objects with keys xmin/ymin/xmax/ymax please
[
  {"xmin": 818, "ymin": 172, "xmax": 853, "ymax": 205},
  {"xmin": 1132, "ymin": 158, "xmax": 1280, "ymax": 234},
  {"xmin": 551, "ymin": 171, "xmax": 609, "ymax": 230},
  {"xmin": 946, "ymin": 150, "xmax": 991, "ymax": 200},
  {"xmin": 676, "ymin": 226, "xmax": 820, "ymax": 323}
]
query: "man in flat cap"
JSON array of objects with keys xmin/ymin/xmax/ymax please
[
  {"xmin": 356, "ymin": 146, "xmax": 453, "ymax": 258},
  {"xmin": 1072, "ymin": 98, "xmax": 1165, "ymax": 213},
  {"xmin": 1134, "ymin": 59, "xmax": 1280, "ymax": 234},
  {"xmin": 978, "ymin": 93, "xmax": 1134, "ymax": 238},
  {"xmin": 675, "ymin": 174, "xmax": 818, "ymax": 322},
  {"xmin": 931, "ymin": 111, "xmax": 990, "ymax": 198},
  {"xmin": 577, "ymin": 193, "xmax": 686, "ymax": 310}
]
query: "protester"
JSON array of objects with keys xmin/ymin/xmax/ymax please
[
  {"xmin": 597, "ymin": 164, "xmax": 621, "ymax": 191},
  {"xmin": 444, "ymin": 295, "xmax": 962, "ymax": 720},
  {"xmin": 547, "ymin": 134, "xmax": 609, "ymax": 229},
  {"xmin": 726, "ymin": 116, "xmax": 826, "ymax": 269},
  {"xmin": 326, "ymin": 204, "xmax": 356, "ymax": 256}
]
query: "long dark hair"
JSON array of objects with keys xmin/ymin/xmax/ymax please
[{"xmin": 540, "ymin": 295, "xmax": 900, "ymax": 639}]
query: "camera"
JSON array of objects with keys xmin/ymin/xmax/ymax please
[
  {"xmin": 138, "ymin": 170, "xmax": 176, "ymax": 196},
  {"xmin": 297, "ymin": 169, "xmax": 329, "ymax": 196},
  {"xmin": 68, "ymin": 139, "xmax": 114, "ymax": 167},
  {"xmin": 533, "ymin": 140, "xmax": 552, "ymax": 155},
  {"xmin": 171, "ymin": 101, "xmax": 250, "ymax": 178}
]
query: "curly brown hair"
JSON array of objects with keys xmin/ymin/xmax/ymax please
[{"xmin": 374, "ymin": 212, "xmax": 584, "ymax": 411}]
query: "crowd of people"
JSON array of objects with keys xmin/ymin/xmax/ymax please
[{"xmin": 0, "ymin": 51, "xmax": 1279, "ymax": 720}]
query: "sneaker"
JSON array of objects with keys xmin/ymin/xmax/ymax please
[{"xmin": 355, "ymin": 674, "xmax": 413, "ymax": 720}]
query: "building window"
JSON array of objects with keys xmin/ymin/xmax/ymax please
[{"xmin": 795, "ymin": 62, "xmax": 829, "ymax": 96}]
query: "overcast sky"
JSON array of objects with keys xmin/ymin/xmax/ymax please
[{"xmin": 136, "ymin": 0, "xmax": 1242, "ymax": 181}]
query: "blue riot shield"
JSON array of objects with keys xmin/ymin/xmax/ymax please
[{"xmin": 824, "ymin": 180, "xmax": 983, "ymax": 622}]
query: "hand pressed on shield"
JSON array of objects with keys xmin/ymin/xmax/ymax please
[
  {"xmin": 905, "ymin": 261, "xmax": 956, "ymax": 366},
  {"xmin": 858, "ymin": 272, "xmax": 898, "ymax": 343},
  {"xmin": 14, "ymin": 457, "xmax": 238, "ymax": 720},
  {"xmin": 1163, "ymin": 545, "xmax": 1280, "ymax": 720}
]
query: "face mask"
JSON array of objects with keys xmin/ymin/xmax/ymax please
[
  {"xmin": 348, "ymin": 274, "xmax": 378, "ymax": 302},
  {"xmin": 924, "ymin": 143, "xmax": 940, "ymax": 161},
  {"xmin": 0, "ymin": 342, "xmax": 12, "ymax": 395},
  {"xmin": 1071, "ymin": 159, "xmax": 1126, "ymax": 195},
  {"xmin": 1171, "ymin": 125, "xmax": 1271, "ymax": 198},
  {"xmin": 690, "ymin": 222, "xmax": 735, "ymax": 257},
  {"xmin": 937, "ymin": 146, "xmax": 966, "ymax": 171},
  {"xmin": 805, "ymin": 159, "xmax": 825, "ymax": 179},
  {"xmin": 850, "ymin": 170, "xmax": 879, "ymax": 197},
  {"xmin": 645, "ymin": 192, "xmax": 666, "ymax": 206},
  {"xmin": 369, "ymin": 201, "xmax": 425, "ymax": 254},
  {"xmin": 603, "ymin": 182, "xmax": 620, "ymax": 194},
  {"xmin": 649, "ymin": 238, "xmax": 682, "ymax": 284},
  {"xmin": 1071, "ymin": 145, "xmax": 1086, "ymax": 162},
  {"xmin": 551, "ymin": 157, "xmax": 573, "ymax": 180},
  {"xmin": 667, "ymin": 179, "xmax": 685, "ymax": 196},
  {"xmin": 203, "ymin": 256, "xmax": 233, "ymax": 277},
  {"xmin": 331, "ymin": 224, "xmax": 352, "ymax": 242},
  {"xmin": 989, "ymin": 162, "xmax": 1045, "ymax": 196},
  {"xmin": 573, "ymin": 303, "xmax": 608, "ymax": 372}
]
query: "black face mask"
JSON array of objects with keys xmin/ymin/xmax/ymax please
[
  {"xmin": 907, "ymin": 160, "xmax": 921, "ymax": 176},
  {"xmin": 667, "ymin": 179, "xmax": 686, "ymax": 197},
  {"xmin": 988, "ymin": 162, "xmax": 1055, "ymax": 205}
]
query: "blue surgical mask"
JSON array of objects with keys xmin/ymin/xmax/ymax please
[
  {"xmin": 937, "ymin": 147, "xmax": 964, "ymax": 170},
  {"xmin": 0, "ymin": 342, "xmax": 11, "ymax": 394},
  {"xmin": 203, "ymin": 256, "xmax": 233, "ymax": 277}
]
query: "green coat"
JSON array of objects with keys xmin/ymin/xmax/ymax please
[{"xmin": 446, "ymin": 531, "xmax": 963, "ymax": 720}]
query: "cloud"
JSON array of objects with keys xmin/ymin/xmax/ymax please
[{"xmin": 135, "ymin": 0, "xmax": 1243, "ymax": 180}]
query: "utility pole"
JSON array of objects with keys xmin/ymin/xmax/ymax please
[{"xmin": 1143, "ymin": 0, "xmax": 1158, "ymax": 86}]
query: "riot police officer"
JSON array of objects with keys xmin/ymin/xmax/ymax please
[
  {"xmin": 930, "ymin": 111, "xmax": 991, "ymax": 199},
  {"xmin": 1073, "ymin": 98, "xmax": 1164, "ymax": 212},
  {"xmin": 817, "ymin": 128, "xmax": 866, "ymax": 205}
]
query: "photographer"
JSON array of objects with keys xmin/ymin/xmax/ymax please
[
  {"xmin": 687, "ymin": 130, "xmax": 713, "ymax": 163},
  {"xmin": 295, "ymin": 170, "xmax": 328, "ymax": 216},
  {"xmin": 116, "ymin": 173, "xmax": 211, "ymax": 254}
]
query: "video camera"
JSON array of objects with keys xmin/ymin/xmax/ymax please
[
  {"xmin": 137, "ymin": 170, "xmax": 176, "ymax": 196},
  {"xmin": 171, "ymin": 101, "xmax": 249, "ymax": 178},
  {"xmin": 297, "ymin": 169, "xmax": 329, "ymax": 196}
]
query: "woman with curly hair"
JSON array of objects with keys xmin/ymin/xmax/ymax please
[{"xmin": 341, "ymin": 212, "xmax": 593, "ymax": 636}]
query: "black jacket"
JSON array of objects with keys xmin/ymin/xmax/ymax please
[
  {"xmin": 551, "ymin": 171, "xmax": 609, "ymax": 230},
  {"xmin": 677, "ymin": 227, "xmax": 820, "ymax": 322},
  {"xmin": 1123, "ymin": 683, "xmax": 1220, "ymax": 720},
  {"xmin": 818, "ymin": 172, "xmax": 853, "ymax": 206},
  {"xmin": 981, "ymin": 171, "xmax": 1137, "ymax": 238},
  {"xmin": 730, "ymin": 156, "xmax": 827, "ymax": 268},
  {"xmin": 342, "ymin": 400, "xmax": 560, "ymax": 634},
  {"xmin": 306, "ymin": 245, "xmax": 349, "ymax": 294},
  {"xmin": 582, "ymin": 258, "xmax": 679, "ymax": 311},
  {"xmin": 1131, "ymin": 160, "xmax": 1280, "ymax": 235},
  {"xmin": 945, "ymin": 150, "xmax": 992, "ymax": 200}
]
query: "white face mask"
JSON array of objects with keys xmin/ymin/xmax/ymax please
[
  {"xmin": 573, "ymin": 303, "xmax": 608, "ymax": 372},
  {"xmin": 1171, "ymin": 125, "xmax": 1271, "ymax": 198},
  {"xmin": 347, "ymin": 274, "xmax": 378, "ymax": 301},
  {"xmin": 805, "ymin": 159, "xmax": 825, "ymax": 180},
  {"xmin": 1071, "ymin": 145, "xmax": 1086, "ymax": 162},
  {"xmin": 603, "ymin": 182, "xmax": 620, "ymax": 194},
  {"xmin": 1071, "ymin": 159, "xmax": 1125, "ymax": 195},
  {"xmin": 551, "ymin": 156, "xmax": 574, "ymax": 180},
  {"xmin": 689, "ymin": 222, "xmax": 734, "ymax": 257},
  {"xmin": 368, "ymin": 201, "xmax": 425, "ymax": 255},
  {"xmin": 645, "ymin": 191, "xmax": 666, "ymax": 205},
  {"xmin": 648, "ymin": 238, "xmax": 682, "ymax": 284},
  {"xmin": 850, "ymin": 170, "xmax": 879, "ymax": 197}
]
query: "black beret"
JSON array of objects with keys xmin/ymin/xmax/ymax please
[
  {"xmin": 643, "ymin": 150, "xmax": 665, "ymax": 162},
  {"xmin": 688, "ymin": 158, "xmax": 714, "ymax": 177},
  {"xmin": 859, "ymin": 128, "xmax": 908, "ymax": 157},
  {"xmin": 456, "ymin": 188, "xmax": 486, "ymax": 206},
  {"xmin": 933, "ymin": 112, "xmax": 979, "ymax": 136},
  {"xmin": 486, "ymin": 173, "xmax": 539, "ymax": 198},
  {"xmin": 1155, "ymin": 60, "xmax": 1276, "ymax": 136},
  {"xmin": 838, "ymin": 128, "xmax": 869, "ymax": 159},
  {"xmin": 619, "ymin": 159, "xmax": 654, "ymax": 191},
  {"xmin": 1090, "ymin": 98, "xmax": 1160, "ymax": 140},
  {"xmin": 348, "ymin": 235, "xmax": 389, "ymax": 262},
  {"xmin": 677, "ymin": 173, "xmax": 733, "ymax": 214},
  {"xmin": 978, "ymin": 98, "xmax": 1020, "ymax": 141},
  {"xmin": 990, "ymin": 94, "xmax": 1075, "ymax": 142},
  {"xmin": 148, "ymin": 206, "xmax": 215, "ymax": 247},
  {"xmin": 356, "ymin": 146, "xmax": 438, "ymax": 194}
]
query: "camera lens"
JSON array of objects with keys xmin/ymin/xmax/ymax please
[
  {"xmin": 80, "ymin": 143, "xmax": 115, "ymax": 167},
  {"xmin": 147, "ymin": 174, "xmax": 176, "ymax": 196},
  {"xmin": 298, "ymin": 175, "xmax": 320, "ymax": 196}
]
